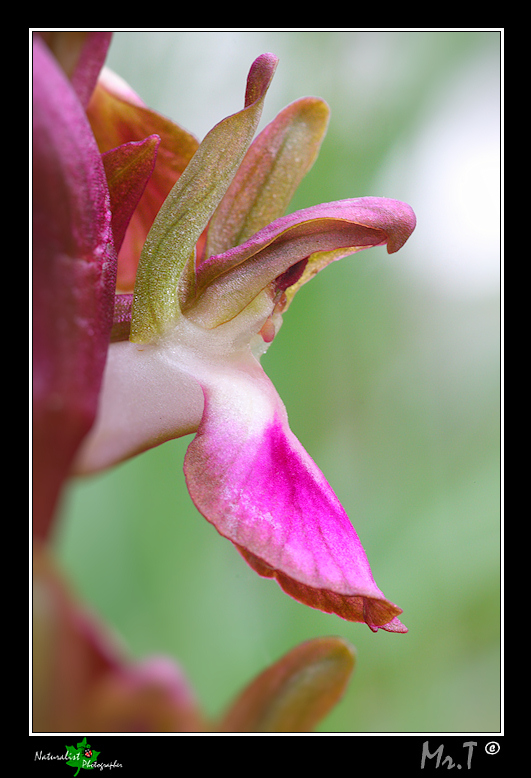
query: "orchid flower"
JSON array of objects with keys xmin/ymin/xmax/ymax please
[
  {"xmin": 73, "ymin": 53, "xmax": 416, "ymax": 633},
  {"xmin": 32, "ymin": 35, "xmax": 353, "ymax": 723}
]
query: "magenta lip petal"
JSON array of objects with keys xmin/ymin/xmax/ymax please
[{"xmin": 184, "ymin": 369, "xmax": 406, "ymax": 632}]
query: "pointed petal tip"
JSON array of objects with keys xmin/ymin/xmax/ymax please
[
  {"xmin": 363, "ymin": 596, "xmax": 408, "ymax": 633},
  {"xmin": 245, "ymin": 53, "xmax": 279, "ymax": 107},
  {"xmin": 254, "ymin": 52, "xmax": 279, "ymax": 69},
  {"xmin": 370, "ymin": 616, "xmax": 408, "ymax": 634},
  {"xmin": 238, "ymin": 544, "xmax": 407, "ymax": 633}
]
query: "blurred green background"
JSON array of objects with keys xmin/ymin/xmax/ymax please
[{"xmin": 54, "ymin": 30, "xmax": 501, "ymax": 733}]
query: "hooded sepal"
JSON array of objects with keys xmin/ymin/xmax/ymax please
[{"xmin": 182, "ymin": 197, "xmax": 416, "ymax": 331}]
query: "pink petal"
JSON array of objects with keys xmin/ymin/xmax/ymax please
[
  {"xmin": 102, "ymin": 135, "xmax": 160, "ymax": 255},
  {"xmin": 32, "ymin": 36, "xmax": 116, "ymax": 538},
  {"xmin": 184, "ymin": 357, "xmax": 406, "ymax": 632}
]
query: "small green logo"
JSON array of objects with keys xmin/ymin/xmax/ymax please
[{"xmin": 65, "ymin": 737, "xmax": 100, "ymax": 776}]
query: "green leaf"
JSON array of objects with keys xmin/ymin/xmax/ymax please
[{"xmin": 65, "ymin": 738, "xmax": 100, "ymax": 775}]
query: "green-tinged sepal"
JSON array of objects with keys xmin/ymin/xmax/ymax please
[
  {"xmin": 204, "ymin": 96, "xmax": 330, "ymax": 258},
  {"xmin": 130, "ymin": 54, "xmax": 278, "ymax": 343}
]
